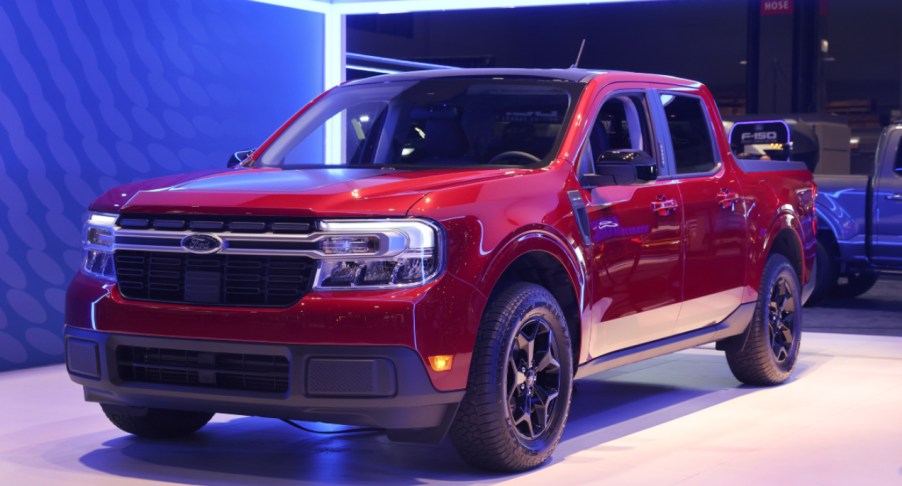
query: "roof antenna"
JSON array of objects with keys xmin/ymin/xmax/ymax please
[{"xmin": 570, "ymin": 39, "xmax": 587, "ymax": 69}]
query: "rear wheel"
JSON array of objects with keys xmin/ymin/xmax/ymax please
[
  {"xmin": 835, "ymin": 271, "xmax": 879, "ymax": 299},
  {"xmin": 101, "ymin": 404, "xmax": 214, "ymax": 438},
  {"xmin": 726, "ymin": 254, "xmax": 802, "ymax": 386},
  {"xmin": 450, "ymin": 282, "xmax": 573, "ymax": 472},
  {"xmin": 805, "ymin": 240, "xmax": 837, "ymax": 306}
]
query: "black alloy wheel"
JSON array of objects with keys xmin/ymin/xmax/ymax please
[
  {"xmin": 450, "ymin": 282, "xmax": 573, "ymax": 472},
  {"xmin": 505, "ymin": 317, "xmax": 562, "ymax": 441},
  {"xmin": 767, "ymin": 275, "xmax": 796, "ymax": 364},
  {"xmin": 725, "ymin": 253, "xmax": 802, "ymax": 386}
]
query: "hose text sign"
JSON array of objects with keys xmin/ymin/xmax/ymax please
[{"xmin": 761, "ymin": 0, "xmax": 794, "ymax": 16}]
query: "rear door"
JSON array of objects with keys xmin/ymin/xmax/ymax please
[
  {"xmin": 872, "ymin": 126, "xmax": 902, "ymax": 266},
  {"xmin": 652, "ymin": 89, "xmax": 747, "ymax": 335},
  {"xmin": 581, "ymin": 87, "xmax": 685, "ymax": 357}
]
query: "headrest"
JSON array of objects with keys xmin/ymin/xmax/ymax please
[{"xmin": 410, "ymin": 105, "xmax": 460, "ymax": 121}]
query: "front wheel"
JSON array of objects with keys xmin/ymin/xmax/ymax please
[
  {"xmin": 726, "ymin": 254, "xmax": 802, "ymax": 386},
  {"xmin": 101, "ymin": 404, "xmax": 214, "ymax": 439},
  {"xmin": 450, "ymin": 282, "xmax": 573, "ymax": 472}
]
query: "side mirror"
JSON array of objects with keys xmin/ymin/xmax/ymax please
[
  {"xmin": 227, "ymin": 149, "xmax": 254, "ymax": 168},
  {"xmin": 581, "ymin": 149, "xmax": 657, "ymax": 188}
]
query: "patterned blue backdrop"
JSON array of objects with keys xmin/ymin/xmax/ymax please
[{"xmin": 0, "ymin": 0, "xmax": 324, "ymax": 371}]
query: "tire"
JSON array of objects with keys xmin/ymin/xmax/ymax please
[
  {"xmin": 805, "ymin": 240, "xmax": 837, "ymax": 306},
  {"xmin": 834, "ymin": 271, "xmax": 879, "ymax": 299},
  {"xmin": 450, "ymin": 282, "xmax": 573, "ymax": 472},
  {"xmin": 726, "ymin": 254, "xmax": 802, "ymax": 386},
  {"xmin": 101, "ymin": 404, "xmax": 214, "ymax": 439}
]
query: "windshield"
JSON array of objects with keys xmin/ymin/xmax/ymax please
[{"xmin": 257, "ymin": 77, "xmax": 583, "ymax": 169}]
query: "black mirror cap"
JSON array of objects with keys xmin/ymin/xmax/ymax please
[
  {"xmin": 596, "ymin": 149, "xmax": 657, "ymax": 178},
  {"xmin": 579, "ymin": 172, "xmax": 613, "ymax": 189},
  {"xmin": 634, "ymin": 161, "xmax": 657, "ymax": 182},
  {"xmin": 227, "ymin": 149, "xmax": 254, "ymax": 168},
  {"xmin": 583, "ymin": 149, "xmax": 657, "ymax": 188}
]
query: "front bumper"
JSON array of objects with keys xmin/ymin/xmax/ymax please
[
  {"xmin": 65, "ymin": 326, "xmax": 464, "ymax": 441},
  {"xmin": 66, "ymin": 269, "xmax": 484, "ymax": 392}
]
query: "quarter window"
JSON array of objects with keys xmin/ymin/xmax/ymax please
[{"xmin": 660, "ymin": 94, "xmax": 717, "ymax": 174}]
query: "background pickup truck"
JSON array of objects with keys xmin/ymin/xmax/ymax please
[
  {"xmin": 812, "ymin": 123, "xmax": 902, "ymax": 301},
  {"xmin": 65, "ymin": 68, "xmax": 815, "ymax": 472}
]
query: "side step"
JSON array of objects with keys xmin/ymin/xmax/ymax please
[{"xmin": 574, "ymin": 302, "xmax": 755, "ymax": 379}]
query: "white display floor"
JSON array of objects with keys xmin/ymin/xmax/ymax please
[{"xmin": 2, "ymin": 332, "xmax": 901, "ymax": 485}]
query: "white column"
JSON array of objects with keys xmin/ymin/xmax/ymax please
[{"xmin": 324, "ymin": 11, "xmax": 346, "ymax": 165}]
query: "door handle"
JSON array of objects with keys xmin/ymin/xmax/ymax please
[
  {"xmin": 886, "ymin": 193, "xmax": 902, "ymax": 202},
  {"xmin": 651, "ymin": 195, "xmax": 678, "ymax": 216},
  {"xmin": 716, "ymin": 188, "xmax": 740, "ymax": 210}
]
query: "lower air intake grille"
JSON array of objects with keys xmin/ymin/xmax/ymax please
[
  {"xmin": 116, "ymin": 346, "xmax": 290, "ymax": 394},
  {"xmin": 114, "ymin": 250, "xmax": 315, "ymax": 307}
]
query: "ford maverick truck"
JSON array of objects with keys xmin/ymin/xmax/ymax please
[
  {"xmin": 66, "ymin": 69, "xmax": 815, "ymax": 472},
  {"xmin": 811, "ymin": 123, "xmax": 902, "ymax": 301}
]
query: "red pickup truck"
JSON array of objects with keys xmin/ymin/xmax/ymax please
[{"xmin": 66, "ymin": 68, "xmax": 816, "ymax": 472}]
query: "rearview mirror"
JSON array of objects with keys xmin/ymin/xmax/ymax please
[
  {"xmin": 581, "ymin": 149, "xmax": 657, "ymax": 188},
  {"xmin": 227, "ymin": 149, "xmax": 254, "ymax": 168}
]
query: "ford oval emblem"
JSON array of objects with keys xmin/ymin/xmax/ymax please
[{"xmin": 181, "ymin": 234, "xmax": 223, "ymax": 254}]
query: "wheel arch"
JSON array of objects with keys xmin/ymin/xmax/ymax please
[
  {"xmin": 766, "ymin": 226, "xmax": 805, "ymax": 281},
  {"xmin": 814, "ymin": 207, "xmax": 843, "ymax": 265},
  {"xmin": 478, "ymin": 230, "xmax": 587, "ymax": 368},
  {"xmin": 814, "ymin": 205, "xmax": 842, "ymax": 241},
  {"xmin": 815, "ymin": 224, "xmax": 841, "ymax": 267}
]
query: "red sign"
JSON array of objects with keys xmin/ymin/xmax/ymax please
[{"xmin": 761, "ymin": 0, "xmax": 794, "ymax": 16}]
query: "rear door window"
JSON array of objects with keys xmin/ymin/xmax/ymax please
[{"xmin": 660, "ymin": 94, "xmax": 717, "ymax": 174}]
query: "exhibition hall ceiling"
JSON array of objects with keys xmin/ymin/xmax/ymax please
[{"xmin": 254, "ymin": 0, "xmax": 663, "ymax": 14}]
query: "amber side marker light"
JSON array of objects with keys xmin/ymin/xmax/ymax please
[{"xmin": 428, "ymin": 355, "xmax": 454, "ymax": 372}]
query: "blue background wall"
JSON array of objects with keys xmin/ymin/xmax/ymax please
[{"xmin": 0, "ymin": 0, "xmax": 324, "ymax": 371}]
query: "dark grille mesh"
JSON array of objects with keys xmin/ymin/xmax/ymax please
[
  {"xmin": 114, "ymin": 250, "xmax": 314, "ymax": 307},
  {"xmin": 116, "ymin": 345, "xmax": 290, "ymax": 394}
]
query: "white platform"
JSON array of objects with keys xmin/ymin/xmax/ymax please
[{"xmin": 2, "ymin": 332, "xmax": 901, "ymax": 485}]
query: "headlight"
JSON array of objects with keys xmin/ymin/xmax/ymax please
[
  {"xmin": 314, "ymin": 219, "xmax": 442, "ymax": 289},
  {"xmin": 82, "ymin": 212, "xmax": 117, "ymax": 282}
]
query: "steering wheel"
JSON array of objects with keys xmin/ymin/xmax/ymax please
[{"xmin": 487, "ymin": 151, "xmax": 542, "ymax": 165}]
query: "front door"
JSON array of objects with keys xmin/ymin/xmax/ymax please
[{"xmin": 582, "ymin": 92, "xmax": 684, "ymax": 357}]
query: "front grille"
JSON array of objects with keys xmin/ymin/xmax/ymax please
[
  {"xmin": 116, "ymin": 345, "xmax": 289, "ymax": 394},
  {"xmin": 116, "ymin": 215, "xmax": 315, "ymax": 234},
  {"xmin": 114, "ymin": 250, "xmax": 315, "ymax": 307}
]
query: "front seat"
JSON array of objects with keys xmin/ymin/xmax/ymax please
[{"xmin": 421, "ymin": 118, "xmax": 468, "ymax": 163}]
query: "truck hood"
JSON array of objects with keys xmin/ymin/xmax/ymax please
[{"xmin": 90, "ymin": 167, "xmax": 518, "ymax": 217}]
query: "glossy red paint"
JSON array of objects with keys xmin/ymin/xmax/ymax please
[
  {"xmin": 66, "ymin": 267, "xmax": 483, "ymax": 391},
  {"xmin": 68, "ymin": 69, "xmax": 815, "ymax": 399},
  {"xmin": 90, "ymin": 169, "xmax": 230, "ymax": 214}
]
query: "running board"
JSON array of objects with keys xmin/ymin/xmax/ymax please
[
  {"xmin": 574, "ymin": 302, "xmax": 756, "ymax": 380},
  {"xmin": 870, "ymin": 267, "xmax": 902, "ymax": 276}
]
